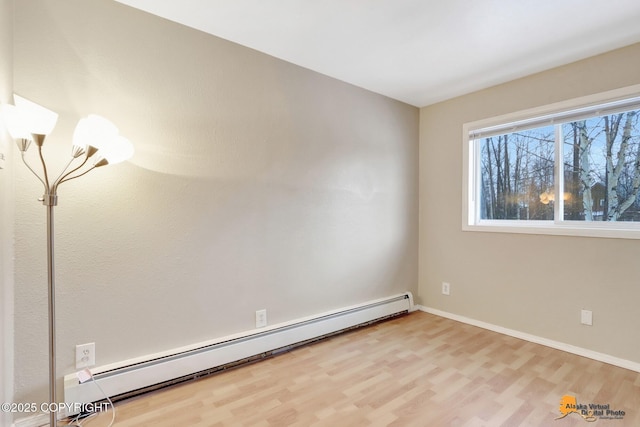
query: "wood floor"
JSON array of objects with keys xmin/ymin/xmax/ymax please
[{"xmin": 79, "ymin": 311, "xmax": 640, "ymax": 426}]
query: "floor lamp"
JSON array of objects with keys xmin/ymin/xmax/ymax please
[{"xmin": 2, "ymin": 96, "xmax": 133, "ymax": 427}]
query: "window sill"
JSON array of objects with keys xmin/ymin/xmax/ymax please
[{"xmin": 463, "ymin": 221, "xmax": 640, "ymax": 239}]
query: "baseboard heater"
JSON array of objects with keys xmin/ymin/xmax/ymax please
[{"xmin": 64, "ymin": 292, "xmax": 413, "ymax": 414}]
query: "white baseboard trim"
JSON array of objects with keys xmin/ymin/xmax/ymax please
[
  {"xmin": 12, "ymin": 413, "xmax": 48, "ymax": 427},
  {"xmin": 12, "ymin": 411, "xmax": 74, "ymax": 427},
  {"xmin": 418, "ymin": 305, "xmax": 640, "ymax": 373}
]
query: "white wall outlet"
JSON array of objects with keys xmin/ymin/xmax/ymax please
[
  {"xmin": 75, "ymin": 343, "xmax": 96, "ymax": 369},
  {"xmin": 581, "ymin": 309, "xmax": 593, "ymax": 326},
  {"xmin": 255, "ymin": 309, "xmax": 267, "ymax": 328},
  {"xmin": 442, "ymin": 282, "xmax": 450, "ymax": 295}
]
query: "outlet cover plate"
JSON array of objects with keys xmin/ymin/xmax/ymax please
[
  {"xmin": 581, "ymin": 310, "xmax": 593, "ymax": 326},
  {"xmin": 75, "ymin": 343, "xmax": 95, "ymax": 369},
  {"xmin": 442, "ymin": 282, "xmax": 450, "ymax": 295},
  {"xmin": 255, "ymin": 309, "xmax": 267, "ymax": 328}
]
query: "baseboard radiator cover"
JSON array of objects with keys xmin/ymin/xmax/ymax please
[{"xmin": 64, "ymin": 292, "xmax": 413, "ymax": 414}]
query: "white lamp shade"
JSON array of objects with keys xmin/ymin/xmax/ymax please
[
  {"xmin": 14, "ymin": 95, "xmax": 58, "ymax": 135},
  {"xmin": 72, "ymin": 114, "xmax": 119, "ymax": 150},
  {"xmin": 99, "ymin": 135, "xmax": 134, "ymax": 164},
  {"xmin": 1, "ymin": 104, "xmax": 32, "ymax": 139}
]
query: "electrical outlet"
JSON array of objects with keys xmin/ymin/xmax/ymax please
[
  {"xmin": 255, "ymin": 309, "xmax": 267, "ymax": 328},
  {"xmin": 75, "ymin": 343, "xmax": 96, "ymax": 369},
  {"xmin": 581, "ymin": 309, "xmax": 593, "ymax": 326},
  {"xmin": 442, "ymin": 282, "xmax": 450, "ymax": 295}
]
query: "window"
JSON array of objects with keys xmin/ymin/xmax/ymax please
[{"xmin": 463, "ymin": 85, "xmax": 640, "ymax": 239}]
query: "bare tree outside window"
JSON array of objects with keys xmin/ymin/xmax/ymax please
[
  {"xmin": 563, "ymin": 110, "xmax": 640, "ymax": 222},
  {"xmin": 476, "ymin": 108, "xmax": 640, "ymax": 224},
  {"xmin": 479, "ymin": 127, "xmax": 554, "ymax": 220}
]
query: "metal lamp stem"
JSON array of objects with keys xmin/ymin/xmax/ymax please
[
  {"xmin": 46, "ymin": 201, "xmax": 57, "ymax": 427},
  {"xmin": 20, "ymin": 135, "xmax": 92, "ymax": 427}
]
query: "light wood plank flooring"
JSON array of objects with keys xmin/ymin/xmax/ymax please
[{"xmin": 79, "ymin": 311, "xmax": 640, "ymax": 426}]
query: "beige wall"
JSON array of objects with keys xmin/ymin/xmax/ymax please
[
  {"xmin": 12, "ymin": 0, "xmax": 418, "ymax": 405},
  {"xmin": 1, "ymin": 0, "xmax": 14, "ymax": 424},
  {"xmin": 419, "ymin": 43, "xmax": 640, "ymax": 364}
]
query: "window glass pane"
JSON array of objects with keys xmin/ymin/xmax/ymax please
[
  {"xmin": 562, "ymin": 109, "xmax": 640, "ymax": 221},
  {"xmin": 478, "ymin": 126, "xmax": 555, "ymax": 220}
]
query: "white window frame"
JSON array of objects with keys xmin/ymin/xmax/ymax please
[{"xmin": 463, "ymin": 83, "xmax": 640, "ymax": 239}]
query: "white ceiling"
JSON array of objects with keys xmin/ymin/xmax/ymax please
[{"xmin": 114, "ymin": 0, "xmax": 640, "ymax": 107}]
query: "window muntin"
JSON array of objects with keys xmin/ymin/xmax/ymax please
[{"xmin": 465, "ymin": 87, "xmax": 640, "ymax": 238}]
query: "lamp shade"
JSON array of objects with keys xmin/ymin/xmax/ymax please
[
  {"xmin": 99, "ymin": 135, "xmax": 134, "ymax": 165},
  {"xmin": 72, "ymin": 114, "xmax": 119, "ymax": 151},
  {"xmin": 14, "ymin": 95, "xmax": 58, "ymax": 135},
  {"xmin": 1, "ymin": 104, "xmax": 32, "ymax": 139}
]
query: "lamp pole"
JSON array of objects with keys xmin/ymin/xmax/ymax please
[
  {"xmin": 25, "ymin": 134, "xmax": 89, "ymax": 427},
  {"xmin": 45, "ymin": 199, "xmax": 57, "ymax": 427},
  {"xmin": 23, "ymin": 132, "xmax": 62, "ymax": 427}
]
